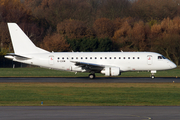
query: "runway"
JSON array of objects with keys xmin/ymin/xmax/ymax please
[
  {"xmin": 0, "ymin": 106, "xmax": 180, "ymax": 120},
  {"xmin": 0, "ymin": 77, "xmax": 179, "ymax": 120},
  {"xmin": 0, "ymin": 77, "xmax": 179, "ymax": 83}
]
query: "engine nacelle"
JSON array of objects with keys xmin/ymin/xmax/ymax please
[{"xmin": 101, "ymin": 67, "xmax": 121, "ymax": 76}]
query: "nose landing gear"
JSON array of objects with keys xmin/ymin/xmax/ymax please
[
  {"xmin": 151, "ymin": 75, "xmax": 155, "ymax": 79},
  {"xmin": 150, "ymin": 70, "xmax": 156, "ymax": 79}
]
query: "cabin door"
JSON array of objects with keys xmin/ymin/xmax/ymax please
[
  {"xmin": 147, "ymin": 55, "xmax": 153, "ymax": 65},
  {"xmin": 49, "ymin": 56, "xmax": 54, "ymax": 65}
]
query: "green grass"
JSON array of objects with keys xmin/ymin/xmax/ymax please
[
  {"xmin": 0, "ymin": 83, "xmax": 180, "ymax": 106},
  {"xmin": 0, "ymin": 66, "xmax": 179, "ymax": 77},
  {"xmin": 0, "ymin": 67, "xmax": 179, "ymax": 106}
]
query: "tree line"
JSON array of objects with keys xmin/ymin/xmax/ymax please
[{"xmin": 0, "ymin": 0, "xmax": 180, "ymax": 66}]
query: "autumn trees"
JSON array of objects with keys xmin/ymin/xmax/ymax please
[
  {"xmin": 0, "ymin": 0, "xmax": 33, "ymax": 51},
  {"xmin": 130, "ymin": 0, "xmax": 180, "ymax": 22},
  {"xmin": 0, "ymin": 0, "xmax": 180, "ymax": 66},
  {"xmin": 112, "ymin": 16, "xmax": 180, "ymax": 65},
  {"xmin": 57, "ymin": 20, "xmax": 89, "ymax": 39},
  {"xmin": 150, "ymin": 17, "xmax": 180, "ymax": 65},
  {"xmin": 41, "ymin": 33, "xmax": 70, "ymax": 52}
]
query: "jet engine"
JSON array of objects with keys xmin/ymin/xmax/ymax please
[{"xmin": 101, "ymin": 67, "xmax": 121, "ymax": 76}]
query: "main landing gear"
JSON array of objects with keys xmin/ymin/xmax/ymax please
[{"xmin": 89, "ymin": 74, "xmax": 95, "ymax": 79}]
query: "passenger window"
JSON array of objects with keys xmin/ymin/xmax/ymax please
[
  {"xmin": 124, "ymin": 57, "xmax": 126, "ymax": 59},
  {"xmin": 67, "ymin": 57, "xmax": 69, "ymax": 59},
  {"xmin": 76, "ymin": 57, "xmax": 78, "ymax": 59},
  {"xmin": 128, "ymin": 57, "xmax": 130, "ymax": 59},
  {"xmin": 81, "ymin": 57, "xmax": 83, "ymax": 59},
  {"xmin": 109, "ymin": 57, "xmax": 111, "ymax": 59},
  {"xmin": 119, "ymin": 57, "xmax": 121, "ymax": 59},
  {"xmin": 71, "ymin": 57, "xmax": 74, "ymax": 59},
  {"xmin": 85, "ymin": 57, "xmax": 87, "ymax": 59},
  {"xmin": 105, "ymin": 57, "xmax": 107, "ymax": 59},
  {"xmin": 62, "ymin": 57, "xmax": 64, "ymax": 59},
  {"xmin": 133, "ymin": 57, "xmax": 135, "ymax": 59},
  {"xmin": 95, "ymin": 57, "xmax": 97, "ymax": 59},
  {"xmin": 100, "ymin": 57, "xmax": 102, "ymax": 59},
  {"xmin": 114, "ymin": 57, "xmax": 116, "ymax": 59},
  {"xmin": 137, "ymin": 57, "xmax": 140, "ymax": 59},
  {"xmin": 90, "ymin": 57, "xmax": 92, "ymax": 59}
]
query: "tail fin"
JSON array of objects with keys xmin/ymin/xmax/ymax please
[{"xmin": 7, "ymin": 23, "xmax": 49, "ymax": 54}]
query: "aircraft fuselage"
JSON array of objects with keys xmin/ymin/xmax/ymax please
[{"xmin": 9, "ymin": 52, "xmax": 176, "ymax": 73}]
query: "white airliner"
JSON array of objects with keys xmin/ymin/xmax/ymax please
[{"xmin": 5, "ymin": 23, "xmax": 177, "ymax": 79}]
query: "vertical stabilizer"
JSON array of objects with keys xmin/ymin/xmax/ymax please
[{"xmin": 7, "ymin": 23, "xmax": 49, "ymax": 54}]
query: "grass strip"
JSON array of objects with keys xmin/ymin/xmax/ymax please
[{"xmin": 0, "ymin": 83, "xmax": 180, "ymax": 106}]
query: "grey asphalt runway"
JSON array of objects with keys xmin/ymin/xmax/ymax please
[
  {"xmin": 0, "ymin": 106, "xmax": 180, "ymax": 120},
  {"xmin": 0, "ymin": 77, "xmax": 179, "ymax": 83}
]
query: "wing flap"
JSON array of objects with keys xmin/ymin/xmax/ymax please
[{"xmin": 71, "ymin": 61, "xmax": 105, "ymax": 72}]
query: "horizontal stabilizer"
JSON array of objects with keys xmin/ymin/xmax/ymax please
[{"xmin": 5, "ymin": 53, "xmax": 32, "ymax": 60}]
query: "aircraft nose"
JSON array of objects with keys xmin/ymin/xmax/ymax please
[{"xmin": 170, "ymin": 62, "xmax": 177, "ymax": 69}]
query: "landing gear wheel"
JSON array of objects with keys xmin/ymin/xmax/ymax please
[
  {"xmin": 150, "ymin": 70, "xmax": 156, "ymax": 79},
  {"xmin": 89, "ymin": 74, "xmax": 95, "ymax": 79},
  {"xmin": 151, "ymin": 75, "xmax": 155, "ymax": 79}
]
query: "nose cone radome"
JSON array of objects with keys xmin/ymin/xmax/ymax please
[{"xmin": 170, "ymin": 62, "xmax": 177, "ymax": 69}]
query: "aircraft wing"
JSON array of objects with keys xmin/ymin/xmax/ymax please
[{"xmin": 71, "ymin": 61, "xmax": 105, "ymax": 72}]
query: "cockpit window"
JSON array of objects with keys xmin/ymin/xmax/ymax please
[
  {"xmin": 162, "ymin": 56, "xmax": 166, "ymax": 59},
  {"xmin": 158, "ymin": 56, "xmax": 166, "ymax": 59},
  {"xmin": 158, "ymin": 56, "xmax": 162, "ymax": 59}
]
